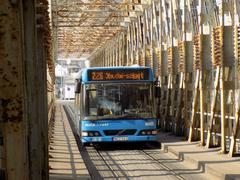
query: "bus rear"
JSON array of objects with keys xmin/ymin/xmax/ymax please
[{"xmin": 75, "ymin": 67, "xmax": 157, "ymax": 145}]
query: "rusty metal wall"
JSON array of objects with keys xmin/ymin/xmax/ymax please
[
  {"xmin": 0, "ymin": 0, "xmax": 28, "ymax": 179},
  {"xmin": 0, "ymin": 0, "xmax": 54, "ymax": 179}
]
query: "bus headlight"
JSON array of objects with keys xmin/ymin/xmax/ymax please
[
  {"xmin": 82, "ymin": 132, "xmax": 88, "ymax": 137},
  {"xmin": 139, "ymin": 130, "xmax": 157, "ymax": 135},
  {"xmin": 94, "ymin": 132, "xmax": 100, "ymax": 136},
  {"xmin": 88, "ymin": 132, "xmax": 94, "ymax": 136},
  {"xmin": 82, "ymin": 131, "xmax": 101, "ymax": 137},
  {"xmin": 151, "ymin": 130, "xmax": 157, "ymax": 135}
]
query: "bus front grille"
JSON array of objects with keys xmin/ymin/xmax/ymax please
[{"xmin": 103, "ymin": 129, "xmax": 137, "ymax": 136}]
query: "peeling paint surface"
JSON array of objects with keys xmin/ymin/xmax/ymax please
[{"xmin": 0, "ymin": 1, "xmax": 23, "ymax": 122}]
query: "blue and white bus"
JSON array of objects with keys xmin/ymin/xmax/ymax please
[{"xmin": 75, "ymin": 66, "xmax": 158, "ymax": 145}]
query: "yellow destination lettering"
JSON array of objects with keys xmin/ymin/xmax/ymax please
[
  {"xmin": 90, "ymin": 71, "xmax": 146, "ymax": 80},
  {"xmin": 91, "ymin": 72, "xmax": 103, "ymax": 80}
]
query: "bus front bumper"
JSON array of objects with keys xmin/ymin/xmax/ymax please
[{"xmin": 81, "ymin": 135, "xmax": 157, "ymax": 143}]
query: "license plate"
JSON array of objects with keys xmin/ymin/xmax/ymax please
[{"xmin": 113, "ymin": 136, "xmax": 128, "ymax": 141}]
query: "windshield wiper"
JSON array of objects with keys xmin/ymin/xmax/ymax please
[
  {"xmin": 121, "ymin": 112, "xmax": 146, "ymax": 119},
  {"xmin": 86, "ymin": 114, "xmax": 127, "ymax": 120},
  {"xmin": 85, "ymin": 113, "xmax": 152, "ymax": 120},
  {"xmin": 101, "ymin": 114, "xmax": 121, "ymax": 120}
]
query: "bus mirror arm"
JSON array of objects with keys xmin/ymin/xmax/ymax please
[{"xmin": 75, "ymin": 78, "xmax": 82, "ymax": 93}]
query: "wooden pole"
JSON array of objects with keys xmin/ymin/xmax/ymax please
[
  {"xmin": 188, "ymin": 69, "xmax": 200, "ymax": 141},
  {"xmin": 220, "ymin": 66, "xmax": 226, "ymax": 153},
  {"xmin": 220, "ymin": 0, "xmax": 226, "ymax": 153},
  {"xmin": 206, "ymin": 66, "xmax": 220, "ymax": 148},
  {"xmin": 199, "ymin": 0, "xmax": 205, "ymax": 146}
]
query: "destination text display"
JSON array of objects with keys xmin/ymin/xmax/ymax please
[{"xmin": 88, "ymin": 69, "xmax": 149, "ymax": 81}]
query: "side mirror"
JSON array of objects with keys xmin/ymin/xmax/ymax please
[{"xmin": 75, "ymin": 79, "xmax": 82, "ymax": 93}]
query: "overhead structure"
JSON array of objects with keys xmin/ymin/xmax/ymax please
[{"xmin": 52, "ymin": 0, "xmax": 149, "ymax": 58}]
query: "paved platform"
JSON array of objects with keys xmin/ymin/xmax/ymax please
[
  {"xmin": 48, "ymin": 102, "xmax": 240, "ymax": 180},
  {"xmin": 49, "ymin": 103, "xmax": 90, "ymax": 180},
  {"xmin": 158, "ymin": 132, "xmax": 240, "ymax": 180}
]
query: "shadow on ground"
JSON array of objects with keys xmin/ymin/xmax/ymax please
[{"xmin": 92, "ymin": 141, "xmax": 161, "ymax": 151}]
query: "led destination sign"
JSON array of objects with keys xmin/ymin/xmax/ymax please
[{"xmin": 88, "ymin": 69, "xmax": 149, "ymax": 81}]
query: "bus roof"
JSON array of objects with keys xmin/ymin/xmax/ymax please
[{"xmin": 78, "ymin": 66, "xmax": 154, "ymax": 83}]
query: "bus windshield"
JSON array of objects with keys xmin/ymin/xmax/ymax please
[{"xmin": 84, "ymin": 83, "xmax": 155, "ymax": 120}]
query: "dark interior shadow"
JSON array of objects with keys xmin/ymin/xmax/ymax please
[{"xmin": 225, "ymin": 174, "xmax": 240, "ymax": 180}]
